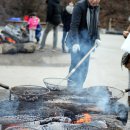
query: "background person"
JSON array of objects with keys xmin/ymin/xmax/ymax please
[
  {"xmin": 123, "ymin": 25, "xmax": 130, "ymax": 38},
  {"xmin": 39, "ymin": 0, "xmax": 61, "ymax": 51},
  {"xmin": 123, "ymin": 25, "xmax": 130, "ymax": 108},
  {"xmin": 35, "ymin": 24, "xmax": 42, "ymax": 44},
  {"xmin": 28, "ymin": 12, "xmax": 40, "ymax": 42},
  {"xmin": 66, "ymin": 0, "xmax": 101, "ymax": 88},
  {"xmin": 61, "ymin": 0, "xmax": 74, "ymax": 53}
]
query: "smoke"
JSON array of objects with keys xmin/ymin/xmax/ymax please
[
  {"xmin": 84, "ymin": 86, "xmax": 111, "ymax": 112},
  {"xmin": 70, "ymin": 85, "xmax": 127, "ymax": 116},
  {"xmin": 74, "ymin": 86, "xmax": 129, "ymax": 125},
  {"xmin": 112, "ymin": 102, "xmax": 128, "ymax": 125}
]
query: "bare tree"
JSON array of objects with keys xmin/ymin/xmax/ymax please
[{"xmin": 0, "ymin": 0, "xmax": 130, "ymax": 30}]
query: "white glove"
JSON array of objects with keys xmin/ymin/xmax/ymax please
[
  {"xmin": 72, "ymin": 44, "xmax": 80, "ymax": 53},
  {"xmin": 95, "ymin": 39, "xmax": 102, "ymax": 47}
]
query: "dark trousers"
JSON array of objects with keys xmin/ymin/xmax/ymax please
[
  {"xmin": 62, "ymin": 31, "xmax": 68, "ymax": 52},
  {"xmin": 40, "ymin": 23, "xmax": 58, "ymax": 49}
]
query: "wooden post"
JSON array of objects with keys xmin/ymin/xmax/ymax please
[{"xmin": 108, "ymin": 18, "xmax": 112, "ymax": 31}]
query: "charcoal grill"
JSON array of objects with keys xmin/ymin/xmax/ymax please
[
  {"xmin": 43, "ymin": 78, "xmax": 76, "ymax": 91},
  {"xmin": 42, "ymin": 81, "xmax": 129, "ymax": 103},
  {"xmin": 10, "ymin": 85, "xmax": 50, "ymax": 102},
  {"xmin": 0, "ymin": 83, "xmax": 50, "ymax": 102},
  {"xmin": 86, "ymin": 86, "xmax": 130, "ymax": 103}
]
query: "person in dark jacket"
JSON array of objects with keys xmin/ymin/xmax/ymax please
[
  {"xmin": 61, "ymin": 0, "xmax": 74, "ymax": 53},
  {"xmin": 66, "ymin": 0, "xmax": 101, "ymax": 89},
  {"xmin": 39, "ymin": 0, "xmax": 61, "ymax": 51}
]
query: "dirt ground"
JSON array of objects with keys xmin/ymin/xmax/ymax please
[{"xmin": 0, "ymin": 45, "xmax": 70, "ymax": 67}]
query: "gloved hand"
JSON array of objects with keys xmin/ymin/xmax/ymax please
[
  {"xmin": 95, "ymin": 39, "xmax": 102, "ymax": 47},
  {"xmin": 72, "ymin": 44, "xmax": 80, "ymax": 53}
]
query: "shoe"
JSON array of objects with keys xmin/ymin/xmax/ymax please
[
  {"xmin": 39, "ymin": 48, "xmax": 45, "ymax": 52},
  {"xmin": 63, "ymin": 50, "xmax": 68, "ymax": 53},
  {"xmin": 52, "ymin": 49, "xmax": 56, "ymax": 52},
  {"xmin": 36, "ymin": 44, "xmax": 40, "ymax": 50}
]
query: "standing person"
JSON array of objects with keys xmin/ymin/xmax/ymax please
[
  {"xmin": 123, "ymin": 25, "xmax": 130, "ymax": 39},
  {"xmin": 66, "ymin": 0, "xmax": 101, "ymax": 88},
  {"xmin": 39, "ymin": 0, "xmax": 61, "ymax": 51},
  {"xmin": 28, "ymin": 12, "xmax": 40, "ymax": 42},
  {"xmin": 123, "ymin": 25, "xmax": 130, "ymax": 108},
  {"xmin": 61, "ymin": 0, "xmax": 74, "ymax": 53},
  {"xmin": 35, "ymin": 24, "xmax": 42, "ymax": 44}
]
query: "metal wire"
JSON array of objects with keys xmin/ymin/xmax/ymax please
[
  {"xmin": 85, "ymin": 86, "xmax": 124, "ymax": 103},
  {"xmin": 43, "ymin": 78, "xmax": 75, "ymax": 91}
]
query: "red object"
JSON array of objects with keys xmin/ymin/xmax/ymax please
[
  {"xmin": 5, "ymin": 37, "xmax": 16, "ymax": 44},
  {"xmin": 24, "ymin": 15, "xmax": 29, "ymax": 22}
]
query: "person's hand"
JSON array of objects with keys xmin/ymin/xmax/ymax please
[
  {"xmin": 72, "ymin": 44, "xmax": 80, "ymax": 53},
  {"xmin": 123, "ymin": 31, "xmax": 129, "ymax": 38},
  {"xmin": 95, "ymin": 39, "xmax": 102, "ymax": 47}
]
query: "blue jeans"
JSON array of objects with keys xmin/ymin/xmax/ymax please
[
  {"xmin": 68, "ymin": 42, "xmax": 93, "ymax": 88},
  {"xmin": 67, "ymin": 29, "xmax": 96, "ymax": 88}
]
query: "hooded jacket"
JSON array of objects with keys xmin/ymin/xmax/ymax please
[{"xmin": 46, "ymin": 0, "xmax": 61, "ymax": 26}]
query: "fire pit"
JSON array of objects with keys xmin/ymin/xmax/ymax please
[
  {"xmin": 10, "ymin": 85, "xmax": 50, "ymax": 102},
  {"xmin": 0, "ymin": 86, "xmax": 128, "ymax": 130},
  {"xmin": 40, "ymin": 113, "xmax": 124, "ymax": 130},
  {"xmin": 0, "ymin": 83, "xmax": 50, "ymax": 102},
  {"xmin": 2, "ymin": 114, "xmax": 125, "ymax": 130}
]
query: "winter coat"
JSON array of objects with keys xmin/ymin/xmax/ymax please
[
  {"xmin": 28, "ymin": 16, "xmax": 40, "ymax": 30},
  {"xmin": 46, "ymin": 0, "xmax": 61, "ymax": 26},
  {"xmin": 35, "ymin": 24, "xmax": 42, "ymax": 39},
  {"xmin": 61, "ymin": 3, "xmax": 74, "ymax": 32},
  {"xmin": 66, "ymin": 0, "xmax": 100, "ymax": 48}
]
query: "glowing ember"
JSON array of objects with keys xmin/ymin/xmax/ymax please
[{"xmin": 74, "ymin": 113, "xmax": 92, "ymax": 124}]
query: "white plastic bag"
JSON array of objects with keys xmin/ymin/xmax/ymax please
[{"xmin": 121, "ymin": 33, "xmax": 130, "ymax": 53}]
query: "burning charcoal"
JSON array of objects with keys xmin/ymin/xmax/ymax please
[
  {"xmin": 73, "ymin": 113, "xmax": 92, "ymax": 124},
  {"xmin": 39, "ymin": 116, "xmax": 71, "ymax": 125},
  {"xmin": 64, "ymin": 110, "xmax": 76, "ymax": 121}
]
